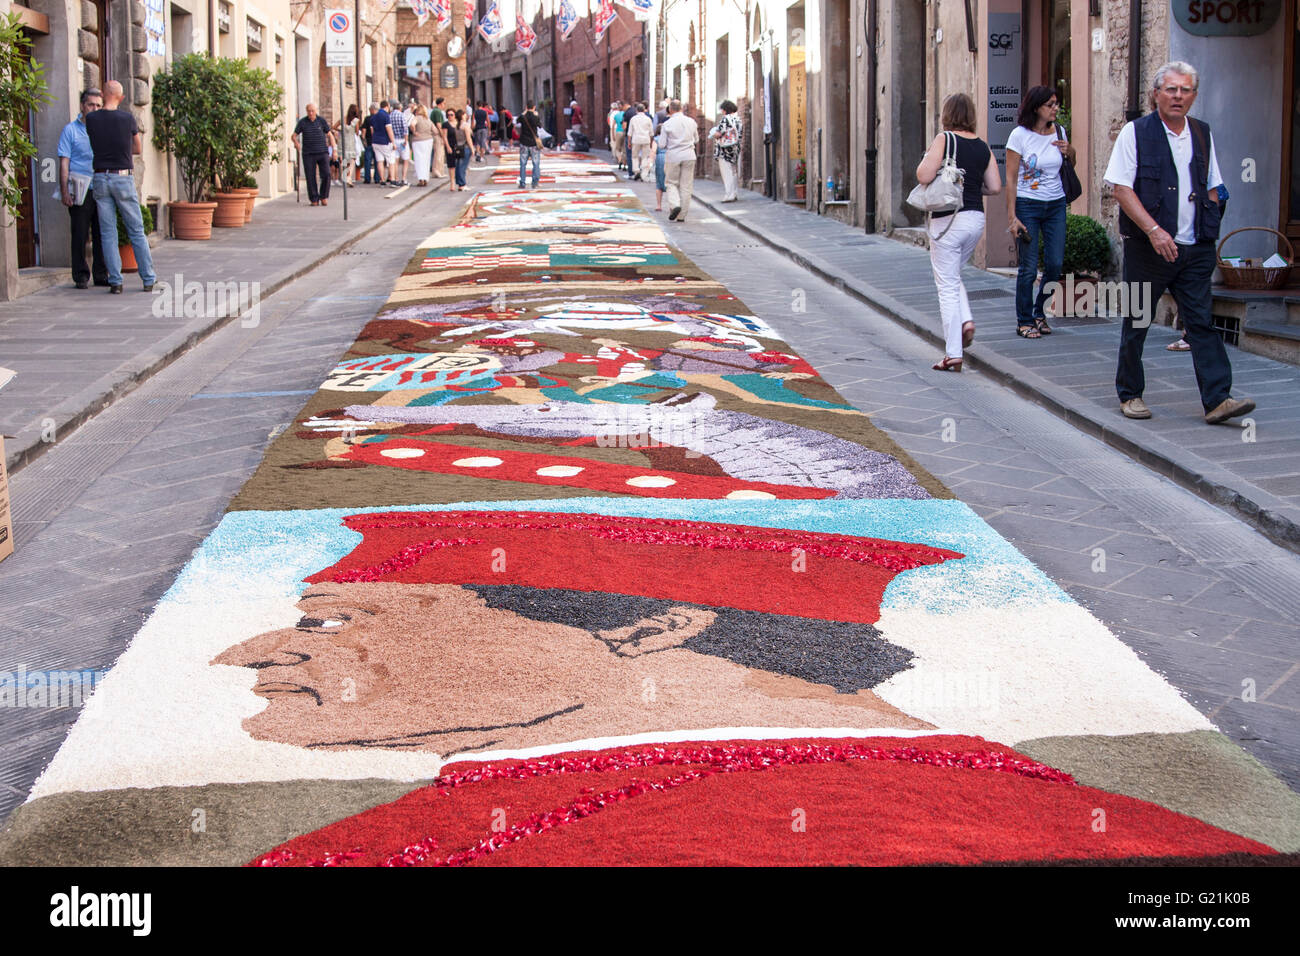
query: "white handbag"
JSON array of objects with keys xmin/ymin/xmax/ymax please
[{"xmin": 906, "ymin": 131, "xmax": 965, "ymax": 240}]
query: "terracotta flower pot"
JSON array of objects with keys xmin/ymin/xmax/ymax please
[
  {"xmin": 118, "ymin": 244, "xmax": 138, "ymax": 272},
  {"xmin": 794, "ymin": 183, "xmax": 806, "ymax": 200},
  {"xmin": 168, "ymin": 201, "xmax": 218, "ymax": 240},
  {"xmin": 237, "ymin": 187, "xmax": 258, "ymax": 223},
  {"xmin": 212, "ymin": 192, "xmax": 248, "ymax": 228}
]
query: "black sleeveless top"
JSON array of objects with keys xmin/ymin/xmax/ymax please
[{"xmin": 932, "ymin": 134, "xmax": 992, "ymax": 217}]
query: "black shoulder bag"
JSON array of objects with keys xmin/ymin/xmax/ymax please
[{"xmin": 1057, "ymin": 124, "xmax": 1083, "ymax": 204}]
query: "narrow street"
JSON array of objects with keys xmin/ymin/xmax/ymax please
[{"xmin": 0, "ymin": 154, "xmax": 1294, "ymax": 866}]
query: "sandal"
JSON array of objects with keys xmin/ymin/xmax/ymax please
[
  {"xmin": 932, "ymin": 356, "xmax": 963, "ymax": 372},
  {"xmin": 1017, "ymin": 325, "xmax": 1042, "ymax": 339},
  {"xmin": 1166, "ymin": 338, "xmax": 1191, "ymax": 351},
  {"xmin": 962, "ymin": 321, "xmax": 975, "ymax": 348},
  {"xmin": 1034, "ymin": 316, "xmax": 1053, "ymax": 335}
]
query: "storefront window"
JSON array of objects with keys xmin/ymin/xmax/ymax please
[
  {"xmin": 399, "ymin": 45, "xmax": 433, "ymax": 104},
  {"xmin": 1047, "ymin": 0, "xmax": 1071, "ymax": 111}
]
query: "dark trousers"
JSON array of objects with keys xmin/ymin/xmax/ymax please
[
  {"xmin": 68, "ymin": 189, "xmax": 108, "ymax": 285},
  {"xmin": 1117, "ymin": 239, "xmax": 1232, "ymax": 411},
  {"xmin": 303, "ymin": 152, "xmax": 330, "ymax": 202},
  {"xmin": 361, "ymin": 144, "xmax": 376, "ymax": 183}
]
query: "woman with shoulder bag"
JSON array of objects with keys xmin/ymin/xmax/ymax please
[
  {"xmin": 1005, "ymin": 86, "xmax": 1077, "ymax": 338},
  {"xmin": 915, "ymin": 93, "xmax": 1002, "ymax": 372}
]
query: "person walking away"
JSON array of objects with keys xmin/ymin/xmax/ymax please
[
  {"xmin": 58, "ymin": 88, "xmax": 108, "ymax": 289},
  {"xmin": 653, "ymin": 126, "xmax": 668, "ymax": 211},
  {"xmin": 388, "ymin": 99, "xmax": 409, "ymax": 185},
  {"xmin": 708, "ymin": 100, "xmax": 743, "ymax": 202},
  {"xmin": 915, "ymin": 93, "xmax": 1001, "ymax": 372},
  {"xmin": 660, "ymin": 100, "xmax": 698, "ymax": 222},
  {"xmin": 473, "ymin": 102, "xmax": 490, "ymax": 161},
  {"xmin": 1005, "ymin": 86, "xmax": 1071, "ymax": 338},
  {"xmin": 628, "ymin": 103, "xmax": 653, "ymax": 182},
  {"xmin": 359, "ymin": 104, "xmax": 377, "ymax": 184},
  {"xmin": 409, "ymin": 104, "xmax": 435, "ymax": 186},
  {"xmin": 292, "ymin": 103, "xmax": 335, "ymax": 206},
  {"xmin": 654, "ymin": 99, "xmax": 670, "ymax": 133},
  {"xmin": 369, "ymin": 101, "xmax": 395, "ymax": 185},
  {"xmin": 430, "ymin": 98, "xmax": 449, "ymax": 179},
  {"xmin": 454, "ymin": 109, "xmax": 474, "ymax": 190},
  {"xmin": 622, "ymin": 101, "xmax": 637, "ymax": 175},
  {"xmin": 498, "ymin": 106, "xmax": 515, "ymax": 147},
  {"xmin": 1104, "ymin": 61, "xmax": 1254, "ymax": 425},
  {"xmin": 334, "ymin": 104, "xmax": 361, "ymax": 188},
  {"xmin": 518, "ymin": 101, "xmax": 543, "ymax": 188},
  {"xmin": 610, "ymin": 102, "xmax": 626, "ymax": 169},
  {"xmin": 84, "ymin": 80, "xmax": 155, "ymax": 293}
]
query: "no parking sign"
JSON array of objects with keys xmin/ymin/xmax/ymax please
[{"xmin": 325, "ymin": 9, "xmax": 354, "ymax": 66}]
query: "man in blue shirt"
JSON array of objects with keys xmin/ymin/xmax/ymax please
[
  {"xmin": 58, "ymin": 88, "xmax": 109, "ymax": 289},
  {"xmin": 369, "ymin": 102, "xmax": 396, "ymax": 186}
]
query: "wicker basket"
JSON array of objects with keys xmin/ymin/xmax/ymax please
[{"xmin": 1216, "ymin": 227, "xmax": 1293, "ymax": 291}]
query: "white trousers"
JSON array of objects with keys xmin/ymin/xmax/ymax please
[
  {"xmin": 927, "ymin": 210, "xmax": 985, "ymax": 359},
  {"xmin": 664, "ymin": 159, "xmax": 695, "ymax": 219},
  {"xmin": 411, "ymin": 138, "xmax": 433, "ymax": 181},
  {"xmin": 719, "ymin": 158, "xmax": 739, "ymax": 200},
  {"xmin": 631, "ymin": 141, "xmax": 653, "ymax": 179}
]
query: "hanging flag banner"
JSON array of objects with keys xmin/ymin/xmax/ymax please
[
  {"xmin": 593, "ymin": 0, "xmax": 617, "ymax": 44},
  {"xmin": 434, "ymin": 0, "xmax": 451, "ymax": 30},
  {"xmin": 464, "ymin": 0, "xmax": 474, "ymax": 29},
  {"xmin": 516, "ymin": 12, "xmax": 538, "ymax": 54},
  {"xmin": 614, "ymin": 0, "xmax": 654, "ymax": 20},
  {"xmin": 558, "ymin": 0, "xmax": 579, "ymax": 40},
  {"xmin": 478, "ymin": 0, "xmax": 504, "ymax": 42},
  {"xmin": 411, "ymin": 0, "xmax": 431, "ymax": 26}
]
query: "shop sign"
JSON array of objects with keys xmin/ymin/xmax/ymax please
[
  {"xmin": 1173, "ymin": 0, "xmax": 1281, "ymax": 36},
  {"xmin": 987, "ymin": 13, "xmax": 1021, "ymax": 170}
]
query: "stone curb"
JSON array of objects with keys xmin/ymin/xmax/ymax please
[
  {"xmin": 693, "ymin": 191, "xmax": 1300, "ymax": 555},
  {"xmin": 5, "ymin": 182, "xmax": 446, "ymax": 476}
]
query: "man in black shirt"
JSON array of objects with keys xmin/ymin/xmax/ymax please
[
  {"xmin": 292, "ymin": 103, "xmax": 336, "ymax": 206},
  {"xmin": 517, "ymin": 102, "xmax": 542, "ymax": 188},
  {"xmin": 83, "ymin": 80, "xmax": 155, "ymax": 293},
  {"xmin": 473, "ymin": 102, "xmax": 489, "ymax": 162},
  {"xmin": 622, "ymin": 102, "xmax": 637, "ymax": 177}
]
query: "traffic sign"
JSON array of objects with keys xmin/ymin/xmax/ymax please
[{"xmin": 325, "ymin": 9, "xmax": 354, "ymax": 66}]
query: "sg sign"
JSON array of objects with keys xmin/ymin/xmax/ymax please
[
  {"xmin": 989, "ymin": 31, "xmax": 1016, "ymax": 56},
  {"xmin": 1173, "ymin": 0, "xmax": 1281, "ymax": 36}
]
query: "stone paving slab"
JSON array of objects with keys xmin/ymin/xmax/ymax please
[
  {"xmin": 685, "ymin": 177, "xmax": 1300, "ymax": 554},
  {"xmin": 0, "ymin": 178, "xmax": 450, "ymax": 476}
]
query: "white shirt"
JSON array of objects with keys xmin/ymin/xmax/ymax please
[
  {"xmin": 628, "ymin": 112, "xmax": 653, "ymax": 145},
  {"xmin": 661, "ymin": 112, "xmax": 698, "ymax": 165},
  {"xmin": 1104, "ymin": 117, "xmax": 1223, "ymax": 245},
  {"xmin": 1006, "ymin": 126, "xmax": 1066, "ymax": 202}
]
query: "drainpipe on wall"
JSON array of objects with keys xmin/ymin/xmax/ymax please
[
  {"xmin": 864, "ymin": 0, "xmax": 877, "ymax": 234},
  {"xmin": 1126, "ymin": 0, "xmax": 1142, "ymax": 120}
]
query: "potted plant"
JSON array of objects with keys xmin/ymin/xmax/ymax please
[
  {"xmin": 235, "ymin": 173, "xmax": 258, "ymax": 223},
  {"xmin": 0, "ymin": 11, "xmax": 48, "ymax": 227},
  {"xmin": 114, "ymin": 202, "xmax": 154, "ymax": 272},
  {"xmin": 212, "ymin": 58, "xmax": 283, "ymax": 227},
  {"xmin": 1045, "ymin": 214, "xmax": 1112, "ymax": 316},
  {"xmin": 793, "ymin": 160, "xmax": 806, "ymax": 200},
  {"xmin": 152, "ymin": 54, "xmax": 222, "ymax": 239}
]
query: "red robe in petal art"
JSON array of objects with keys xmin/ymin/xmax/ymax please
[
  {"xmin": 248, "ymin": 735, "xmax": 1278, "ymax": 867},
  {"xmin": 305, "ymin": 510, "xmax": 963, "ymax": 625}
]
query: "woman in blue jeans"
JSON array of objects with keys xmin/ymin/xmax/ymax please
[
  {"xmin": 1005, "ymin": 86, "xmax": 1074, "ymax": 339},
  {"xmin": 453, "ymin": 109, "xmax": 473, "ymax": 190}
]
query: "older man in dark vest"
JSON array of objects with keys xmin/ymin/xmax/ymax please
[{"xmin": 1103, "ymin": 61, "xmax": 1253, "ymax": 425}]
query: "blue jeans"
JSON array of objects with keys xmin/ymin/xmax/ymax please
[
  {"xmin": 93, "ymin": 172, "xmax": 155, "ymax": 288},
  {"xmin": 455, "ymin": 149, "xmax": 471, "ymax": 187},
  {"xmin": 361, "ymin": 145, "xmax": 376, "ymax": 183},
  {"xmin": 518, "ymin": 146, "xmax": 541, "ymax": 186},
  {"xmin": 1014, "ymin": 196, "xmax": 1066, "ymax": 326},
  {"xmin": 655, "ymin": 149, "xmax": 666, "ymax": 192}
]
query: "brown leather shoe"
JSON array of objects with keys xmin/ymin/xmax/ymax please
[
  {"xmin": 1120, "ymin": 398, "xmax": 1151, "ymax": 419},
  {"xmin": 1204, "ymin": 396, "xmax": 1256, "ymax": 425}
]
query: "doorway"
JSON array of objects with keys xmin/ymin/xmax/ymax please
[
  {"xmin": 14, "ymin": 29, "xmax": 38, "ymax": 268},
  {"xmin": 1283, "ymin": 0, "xmax": 1300, "ymax": 240}
]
